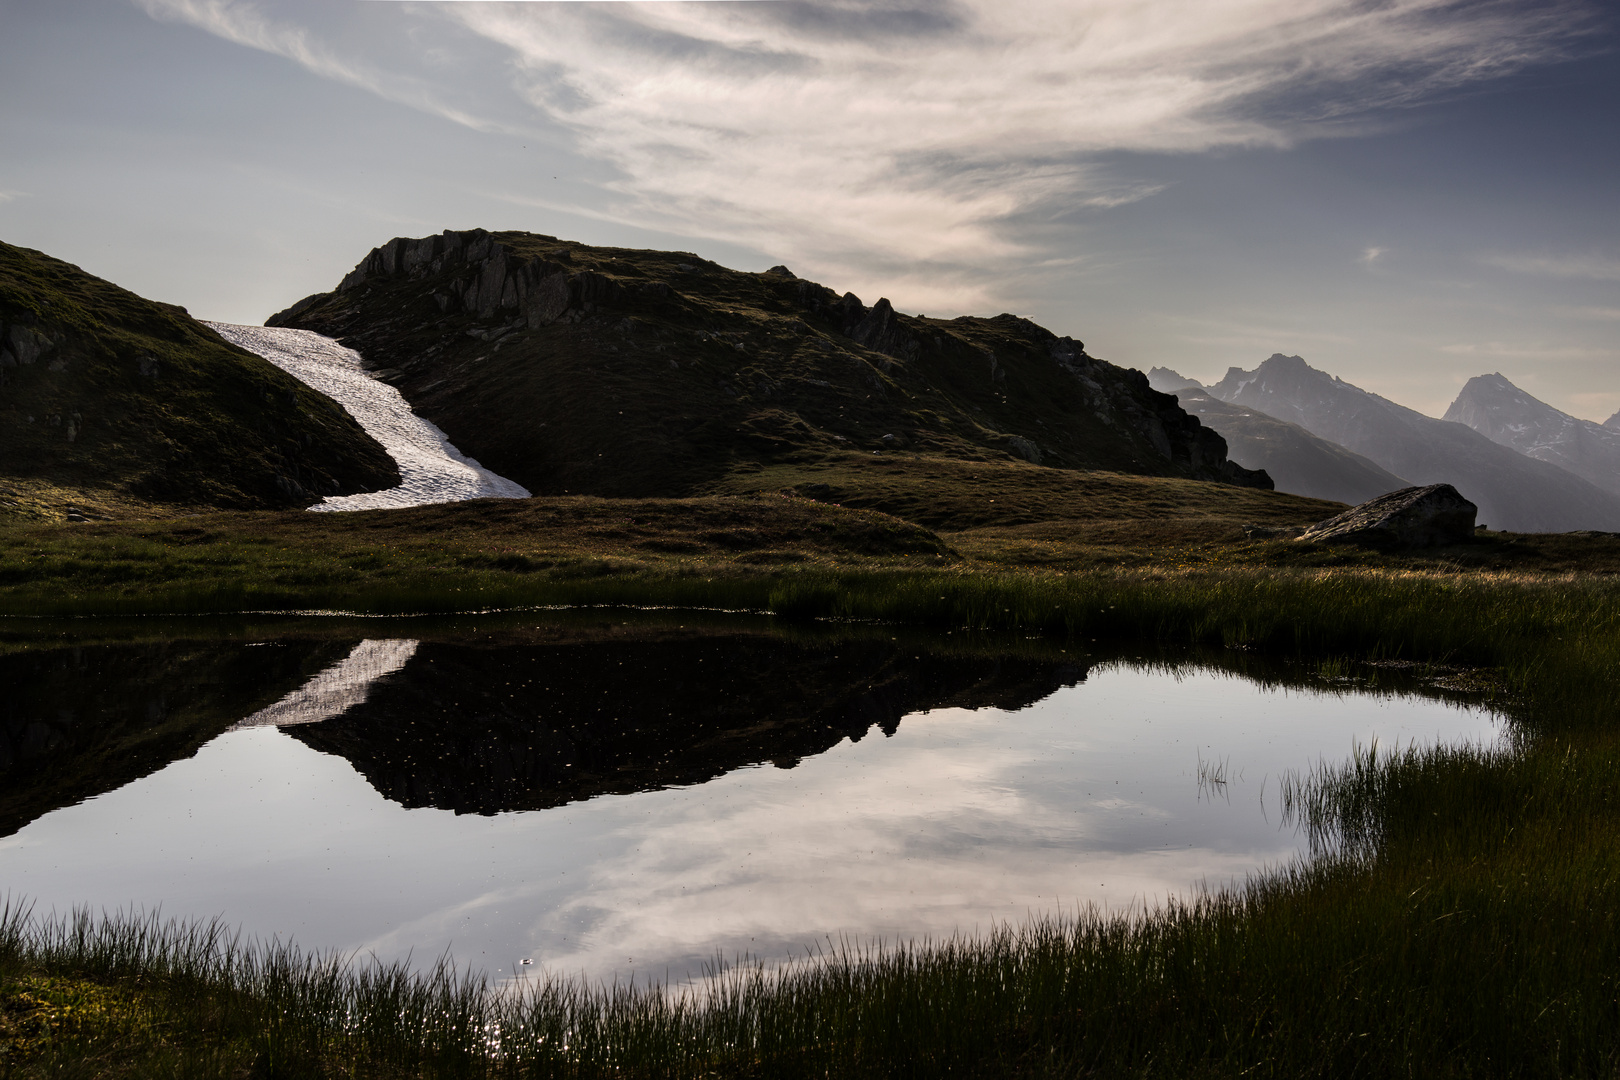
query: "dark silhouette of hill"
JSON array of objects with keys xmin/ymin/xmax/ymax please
[
  {"xmin": 0, "ymin": 241, "xmax": 398, "ymax": 515},
  {"xmin": 1205, "ymin": 355, "xmax": 1620, "ymax": 533},
  {"xmin": 1445, "ymin": 373, "xmax": 1620, "ymax": 500},
  {"xmin": 267, "ymin": 229, "xmax": 1269, "ymax": 518}
]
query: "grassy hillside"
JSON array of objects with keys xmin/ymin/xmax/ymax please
[
  {"xmin": 271, "ymin": 229, "xmax": 1269, "ymax": 504},
  {"xmin": 0, "ymin": 241, "xmax": 398, "ymax": 516}
]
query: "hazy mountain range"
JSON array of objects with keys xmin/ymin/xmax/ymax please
[
  {"xmin": 1146, "ymin": 369, "xmax": 1412, "ymax": 507},
  {"xmin": 1151, "ymin": 355, "xmax": 1620, "ymax": 533}
]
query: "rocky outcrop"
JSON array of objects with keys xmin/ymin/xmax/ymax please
[
  {"xmin": 266, "ymin": 229, "xmax": 1272, "ymax": 507},
  {"xmin": 1206, "ymin": 353, "xmax": 1620, "ymax": 533},
  {"xmin": 1444, "ymin": 373, "xmax": 1620, "ymax": 500},
  {"xmin": 1299, "ymin": 484, "xmax": 1477, "ymax": 547},
  {"xmin": 1, "ymin": 240, "xmax": 399, "ymax": 511}
]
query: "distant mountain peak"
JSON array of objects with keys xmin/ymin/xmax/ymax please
[
  {"xmin": 1146, "ymin": 366, "xmax": 1200, "ymax": 393},
  {"xmin": 1203, "ymin": 352, "xmax": 1620, "ymax": 532},
  {"xmin": 1605, "ymin": 409, "xmax": 1620, "ymax": 431},
  {"xmin": 1445, "ymin": 373, "xmax": 1620, "ymax": 501}
]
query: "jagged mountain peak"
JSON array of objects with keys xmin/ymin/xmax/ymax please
[{"xmin": 1444, "ymin": 372, "xmax": 1620, "ymax": 500}]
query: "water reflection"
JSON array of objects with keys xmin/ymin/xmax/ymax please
[
  {"xmin": 0, "ymin": 637, "xmax": 355, "ymax": 837},
  {"xmin": 285, "ymin": 633, "xmax": 1086, "ymax": 814},
  {"xmin": 0, "ymin": 620, "xmax": 1503, "ymax": 985}
]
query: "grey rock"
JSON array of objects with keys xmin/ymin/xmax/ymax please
[
  {"xmin": 7, "ymin": 325, "xmax": 45, "ymax": 365},
  {"xmin": 1606, "ymin": 410, "xmax": 1620, "ymax": 432},
  {"xmin": 1007, "ymin": 435, "xmax": 1043, "ymax": 464},
  {"xmin": 524, "ymin": 272, "xmax": 573, "ymax": 329},
  {"xmin": 1300, "ymin": 484, "xmax": 1477, "ymax": 547}
]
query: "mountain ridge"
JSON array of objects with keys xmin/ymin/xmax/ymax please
[
  {"xmin": 267, "ymin": 228, "xmax": 1273, "ymax": 515},
  {"xmin": 1205, "ymin": 354, "xmax": 1620, "ymax": 533},
  {"xmin": 1444, "ymin": 373, "xmax": 1620, "ymax": 500}
]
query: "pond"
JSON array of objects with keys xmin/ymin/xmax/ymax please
[{"xmin": 0, "ymin": 615, "xmax": 1504, "ymax": 985}]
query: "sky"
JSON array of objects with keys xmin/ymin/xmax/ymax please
[{"xmin": 1, "ymin": 0, "xmax": 1616, "ymax": 420}]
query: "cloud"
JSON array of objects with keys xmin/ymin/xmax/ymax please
[
  {"xmin": 1439, "ymin": 341, "xmax": 1618, "ymax": 360},
  {"xmin": 1555, "ymin": 305, "xmax": 1620, "ymax": 321},
  {"xmin": 137, "ymin": 0, "xmax": 1602, "ymax": 311},
  {"xmin": 1483, "ymin": 252, "xmax": 1620, "ymax": 282},
  {"xmin": 133, "ymin": 0, "xmax": 509, "ymax": 133},
  {"xmin": 441, "ymin": 1, "xmax": 1594, "ymax": 295},
  {"xmin": 1359, "ymin": 246, "xmax": 1386, "ymax": 265}
]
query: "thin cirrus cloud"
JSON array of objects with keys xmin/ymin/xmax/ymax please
[
  {"xmin": 137, "ymin": 0, "xmax": 1598, "ymax": 311},
  {"xmin": 1483, "ymin": 252, "xmax": 1620, "ymax": 282}
]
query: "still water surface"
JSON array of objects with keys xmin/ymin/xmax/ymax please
[{"xmin": 1, "ymin": 623, "xmax": 1502, "ymax": 984}]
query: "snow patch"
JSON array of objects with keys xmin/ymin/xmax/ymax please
[{"xmin": 207, "ymin": 323, "xmax": 531, "ymax": 512}]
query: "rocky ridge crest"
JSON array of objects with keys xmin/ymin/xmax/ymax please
[{"xmin": 270, "ymin": 229, "xmax": 1269, "ymax": 503}]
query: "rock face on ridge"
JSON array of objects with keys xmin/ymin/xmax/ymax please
[
  {"xmin": 1299, "ymin": 484, "xmax": 1477, "ymax": 548},
  {"xmin": 0, "ymin": 240, "xmax": 398, "ymax": 512},
  {"xmin": 1205, "ymin": 354, "xmax": 1620, "ymax": 533},
  {"xmin": 1444, "ymin": 373, "xmax": 1620, "ymax": 499},
  {"xmin": 268, "ymin": 229, "xmax": 1270, "ymax": 506}
]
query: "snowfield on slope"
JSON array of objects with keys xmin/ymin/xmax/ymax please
[{"xmin": 208, "ymin": 323, "xmax": 530, "ymax": 511}]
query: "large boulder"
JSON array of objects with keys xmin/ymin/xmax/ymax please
[{"xmin": 1299, "ymin": 484, "xmax": 1477, "ymax": 547}]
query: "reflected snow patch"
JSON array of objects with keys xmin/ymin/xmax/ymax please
[
  {"xmin": 229, "ymin": 639, "xmax": 418, "ymax": 731},
  {"xmin": 207, "ymin": 322, "xmax": 530, "ymax": 511}
]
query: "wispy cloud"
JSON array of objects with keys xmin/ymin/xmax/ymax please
[
  {"xmin": 1359, "ymin": 246, "xmax": 1387, "ymax": 265},
  {"xmin": 1482, "ymin": 252, "xmax": 1620, "ymax": 282},
  {"xmin": 1439, "ymin": 341, "xmax": 1618, "ymax": 360},
  {"xmin": 136, "ymin": 0, "xmax": 1602, "ymax": 310},
  {"xmin": 134, "ymin": 0, "xmax": 508, "ymax": 133},
  {"xmin": 1555, "ymin": 305, "xmax": 1620, "ymax": 321}
]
